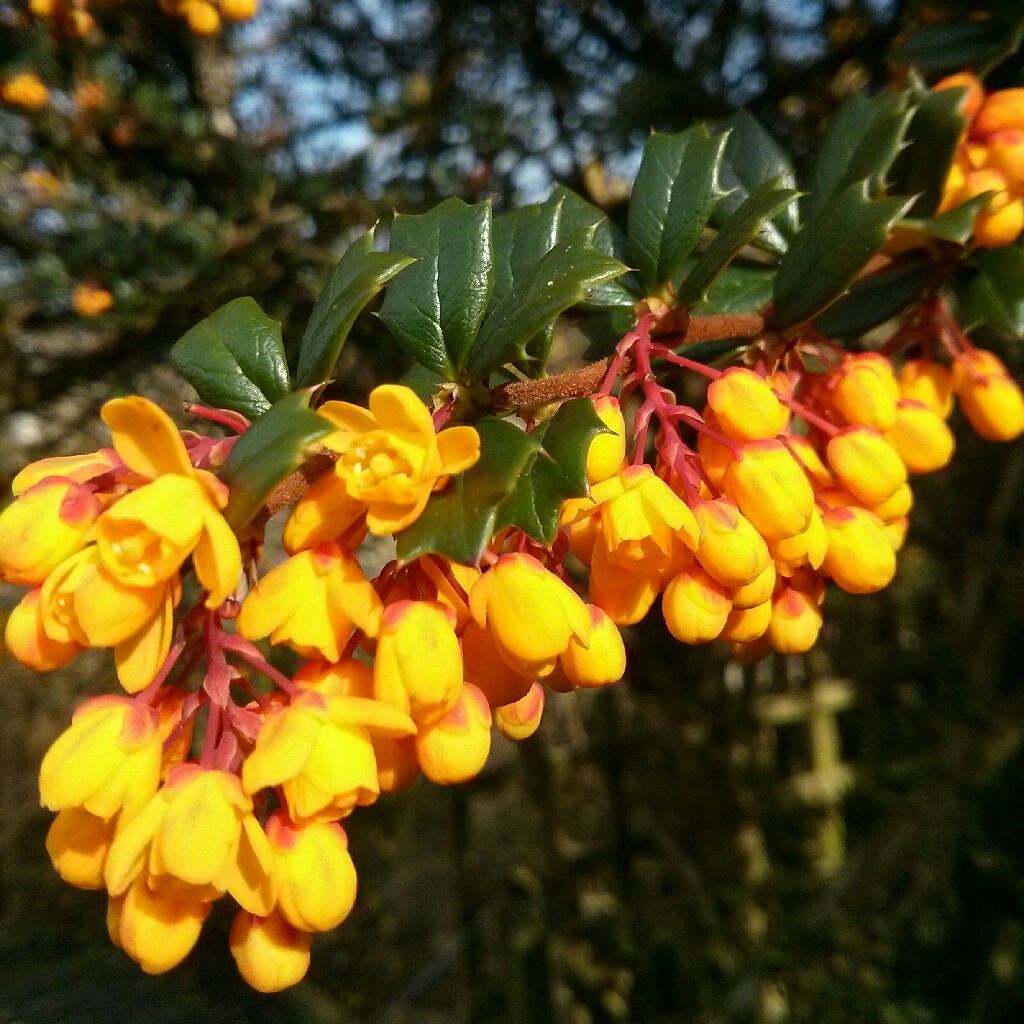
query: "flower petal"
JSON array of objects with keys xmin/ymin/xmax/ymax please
[
  {"xmin": 195, "ymin": 501, "xmax": 242, "ymax": 608},
  {"xmin": 436, "ymin": 426, "xmax": 481, "ymax": 476},
  {"xmin": 101, "ymin": 397, "xmax": 194, "ymax": 479}
]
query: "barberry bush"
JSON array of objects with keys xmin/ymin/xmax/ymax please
[{"xmin": 4, "ymin": 0, "xmax": 1024, "ymax": 998}]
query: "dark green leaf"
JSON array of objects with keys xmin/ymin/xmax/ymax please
[
  {"xmin": 678, "ymin": 180, "xmax": 801, "ymax": 305},
  {"xmin": 805, "ymin": 92, "xmax": 913, "ymax": 220},
  {"xmin": 814, "ymin": 259, "xmax": 931, "ymax": 337},
  {"xmin": 495, "ymin": 398, "xmax": 607, "ymax": 545},
  {"xmin": 716, "ymin": 110, "xmax": 799, "ymax": 253},
  {"xmin": 665, "ymin": 336, "xmax": 750, "ymax": 365},
  {"xmin": 774, "ymin": 181, "xmax": 913, "ymax": 329},
  {"xmin": 891, "ymin": 86, "xmax": 968, "ymax": 218},
  {"xmin": 220, "ymin": 391, "xmax": 334, "ymax": 530},
  {"xmin": 395, "ymin": 417, "xmax": 540, "ymax": 565},
  {"xmin": 379, "ymin": 198, "xmax": 494, "ymax": 379},
  {"xmin": 296, "ymin": 227, "xmax": 414, "ymax": 387},
  {"xmin": 627, "ymin": 125, "xmax": 729, "ymax": 294},
  {"xmin": 960, "ymin": 247, "xmax": 1024, "ymax": 337},
  {"xmin": 891, "ymin": 19, "xmax": 1023, "ymax": 73},
  {"xmin": 898, "ymin": 193, "xmax": 992, "ymax": 245},
  {"xmin": 547, "ymin": 186, "xmax": 642, "ymax": 307},
  {"xmin": 693, "ymin": 263, "xmax": 775, "ymax": 316},
  {"xmin": 399, "ymin": 361, "xmax": 448, "ymax": 403},
  {"xmin": 171, "ymin": 297, "xmax": 290, "ymax": 420},
  {"xmin": 465, "ymin": 226, "xmax": 625, "ymax": 379}
]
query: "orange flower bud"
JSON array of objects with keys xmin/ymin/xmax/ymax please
[
  {"xmin": 720, "ymin": 599, "xmax": 772, "ymax": 644},
  {"xmin": 265, "ymin": 812, "xmax": 357, "ymax": 932},
  {"xmin": 184, "ymin": 0, "xmax": 220, "ymax": 34},
  {"xmin": 706, "ymin": 367, "xmax": 788, "ymax": 443},
  {"xmin": 975, "ymin": 197, "xmax": 1024, "ymax": 247},
  {"xmin": 230, "ymin": 911, "xmax": 311, "ymax": 993},
  {"xmin": 952, "ymin": 348, "xmax": 1009, "ymax": 391},
  {"xmin": 957, "ymin": 372, "xmax": 1024, "ymax": 441},
  {"xmin": 0, "ymin": 478, "xmax": 100, "ymax": 585},
  {"xmin": 826, "ymin": 427, "xmax": 907, "ymax": 506},
  {"xmin": 494, "ymin": 683, "xmax": 545, "ymax": 741},
  {"xmin": 462, "ymin": 620, "xmax": 535, "ymax": 707},
  {"xmin": 933, "ymin": 72, "xmax": 985, "ymax": 120},
  {"xmin": 374, "ymin": 600, "xmax": 462, "ymax": 724},
  {"xmin": 46, "ymin": 807, "xmax": 116, "ymax": 890},
  {"xmin": 986, "ymin": 129, "xmax": 1024, "ymax": 189},
  {"xmin": 112, "ymin": 876, "xmax": 210, "ymax": 975},
  {"xmin": 822, "ymin": 506, "xmax": 895, "ymax": 594},
  {"xmin": 768, "ymin": 585, "xmax": 822, "ymax": 654},
  {"xmin": 587, "ymin": 396, "xmax": 627, "ymax": 484},
  {"xmin": 372, "ymin": 735, "xmax": 420, "ymax": 793},
  {"xmin": 898, "ymin": 359, "xmax": 953, "ymax": 418},
  {"xmin": 559, "ymin": 604, "xmax": 626, "ymax": 688},
  {"xmin": 870, "ymin": 481, "xmax": 913, "ymax": 522},
  {"xmin": 415, "ymin": 683, "xmax": 492, "ymax": 785},
  {"xmin": 885, "ymin": 400, "xmax": 955, "ymax": 473},
  {"xmin": 769, "ymin": 507, "xmax": 827, "ymax": 576},
  {"xmin": 831, "ymin": 353, "xmax": 900, "ymax": 431},
  {"xmin": 221, "ymin": 0, "xmax": 259, "ymax": 19},
  {"xmin": 1, "ymin": 72, "xmax": 49, "ymax": 110},
  {"xmin": 974, "ymin": 88, "xmax": 1024, "ymax": 139},
  {"xmin": 723, "ymin": 439, "xmax": 814, "ymax": 540},
  {"xmin": 71, "ymin": 283, "xmax": 114, "ymax": 317},
  {"xmin": 662, "ymin": 564, "xmax": 732, "ymax": 644},
  {"xmin": 469, "ymin": 553, "xmax": 590, "ymax": 674},
  {"xmin": 731, "ymin": 561, "xmax": 776, "ymax": 609},
  {"xmin": 692, "ymin": 499, "xmax": 771, "ymax": 588},
  {"xmin": 6, "ymin": 587, "xmax": 84, "ymax": 671}
]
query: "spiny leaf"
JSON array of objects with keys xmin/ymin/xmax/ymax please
[
  {"xmin": 495, "ymin": 398, "xmax": 607, "ymax": 545},
  {"xmin": 465, "ymin": 226, "xmax": 625, "ymax": 380},
  {"xmin": 774, "ymin": 181, "xmax": 913, "ymax": 329},
  {"xmin": 716, "ymin": 110, "xmax": 799, "ymax": 254},
  {"xmin": 813, "ymin": 259, "xmax": 931, "ymax": 337},
  {"xmin": 296, "ymin": 227, "xmax": 414, "ymax": 387},
  {"xmin": 960, "ymin": 247, "xmax": 1024, "ymax": 337},
  {"xmin": 221, "ymin": 391, "xmax": 334, "ymax": 530},
  {"xmin": 805, "ymin": 92, "xmax": 913, "ymax": 220},
  {"xmin": 677, "ymin": 180, "xmax": 801, "ymax": 305},
  {"xmin": 627, "ymin": 125, "xmax": 729, "ymax": 294},
  {"xmin": 395, "ymin": 417, "xmax": 540, "ymax": 566},
  {"xmin": 692, "ymin": 263, "xmax": 775, "ymax": 316},
  {"xmin": 379, "ymin": 198, "xmax": 494, "ymax": 380}
]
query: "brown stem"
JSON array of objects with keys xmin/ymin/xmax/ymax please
[{"xmin": 490, "ymin": 311, "xmax": 766, "ymax": 411}]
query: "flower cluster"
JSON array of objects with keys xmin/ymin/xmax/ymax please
[{"xmin": 935, "ymin": 73, "xmax": 1024, "ymax": 246}]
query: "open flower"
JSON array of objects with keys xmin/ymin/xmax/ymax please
[
  {"xmin": 99, "ymin": 397, "xmax": 242, "ymax": 608},
  {"xmin": 286, "ymin": 384, "xmax": 480, "ymax": 543}
]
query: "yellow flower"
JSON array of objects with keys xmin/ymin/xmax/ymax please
[
  {"xmin": 104, "ymin": 765, "xmax": 277, "ymax": 916},
  {"xmin": 821, "ymin": 506, "xmax": 895, "ymax": 594},
  {"xmin": 1, "ymin": 72, "xmax": 50, "ymax": 110},
  {"xmin": 265, "ymin": 812, "xmax": 357, "ymax": 932},
  {"xmin": 373, "ymin": 600, "xmax": 463, "ymax": 725},
  {"xmin": 662, "ymin": 564, "xmax": 732, "ymax": 644},
  {"xmin": 109, "ymin": 876, "xmax": 211, "ymax": 975},
  {"xmin": 587, "ymin": 396, "xmax": 627, "ymax": 485},
  {"xmin": 469, "ymin": 552, "xmax": 591, "ymax": 675},
  {"xmin": 558, "ymin": 604, "xmax": 626, "ymax": 688},
  {"xmin": 46, "ymin": 807, "xmax": 117, "ymax": 890},
  {"xmin": 11, "ymin": 448, "xmax": 118, "ymax": 496},
  {"xmin": 40, "ymin": 547, "xmax": 180, "ymax": 694},
  {"xmin": 415, "ymin": 683, "xmax": 492, "ymax": 785},
  {"xmin": 0, "ymin": 478, "xmax": 101, "ymax": 586},
  {"xmin": 100, "ymin": 397, "xmax": 242, "ymax": 608},
  {"xmin": 706, "ymin": 367, "xmax": 788, "ymax": 443},
  {"xmin": 241, "ymin": 691, "xmax": 416, "ymax": 822},
  {"xmin": 722, "ymin": 439, "xmax": 814, "ymax": 540},
  {"xmin": 826, "ymin": 427, "xmax": 907, "ymax": 507},
  {"xmin": 39, "ymin": 696, "xmax": 162, "ymax": 821},
  {"xmin": 307, "ymin": 384, "xmax": 480, "ymax": 536},
  {"xmin": 5, "ymin": 587, "xmax": 84, "ymax": 672},
  {"xmin": 230, "ymin": 910, "xmax": 311, "ymax": 993},
  {"xmin": 237, "ymin": 542, "xmax": 383, "ymax": 661},
  {"xmin": 493, "ymin": 683, "xmax": 546, "ymax": 741}
]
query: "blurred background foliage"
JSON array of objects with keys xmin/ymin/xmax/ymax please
[{"xmin": 2, "ymin": 0, "xmax": 1024, "ymax": 1022}]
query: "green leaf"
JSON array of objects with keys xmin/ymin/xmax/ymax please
[
  {"xmin": 399, "ymin": 361, "xmax": 448, "ymax": 404},
  {"xmin": 677, "ymin": 180, "xmax": 801, "ymax": 305},
  {"xmin": 813, "ymin": 259, "xmax": 931, "ymax": 337},
  {"xmin": 805, "ymin": 92, "xmax": 913, "ymax": 221},
  {"xmin": 898, "ymin": 193, "xmax": 992, "ymax": 245},
  {"xmin": 890, "ymin": 86, "xmax": 968, "ymax": 218},
  {"xmin": 547, "ymin": 186, "xmax": 642, "ymax": 308},
  {"xmin": 890, "ymin": 19, "xmax": 1024, "ymax": 74},
  {"xmin": 395, "ymin": 417, "xmax": 540, "ymax": 565},
  {"xmin": 627, "ymin": 125, "xmax": 729, "ymax": 294},
  {"xmin": 960, "ymin": 247, "xmax": 1024, "ymax": 337},
  {"xmin": 465, "ymin": 226, "xmax": 625, "ymax": 380},
  {"xmin": 495, "ymin": 398, "xmax": 607, "ymax": 545},
  {"xmin": 171, "ymin": 297, "xmax": 291, "ymax": 420},
  {"xmin": 693, "ymin": 263, "xmax": 775, "ymax": 316},
  {"xmin": 773, "ymin": 181, "xmax": 914, "ymax": 329},
  {"xmin": 716, "ymin": 110, "xmax": 799, "ymax": 253},
  {"xmin": 220, "ymin": 391, "xmax": 334, "ymax": 530},
  {"xmin": 296, "ymin": 227, "xmax": 414, "ymax": 388},
  {"xmin": 379, "ymin": 198, "xmax": 494, "ymax": 379}
]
